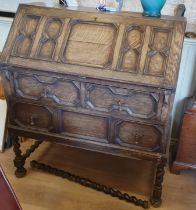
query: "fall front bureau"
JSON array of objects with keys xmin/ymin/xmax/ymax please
[{"xmin": 0, "ymin": 4, "xmax": 186, "ymax": 208}]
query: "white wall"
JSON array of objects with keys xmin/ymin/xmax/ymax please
[
  {"xmin": 0, "ymin": 18, "xmax": 13, "ymax": 51},
  {"xmin": 172, "ymin": 38, "xmax": 196, "ymax": 137},
  {"xmin": 0, "ymin": 0, "xmax": 55, "ymax": 11}
]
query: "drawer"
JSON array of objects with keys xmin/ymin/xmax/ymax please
[
  {"xmin": 8, "ymin": 70, "xmax": 171, "ymax": 124},
  {"xmin": 113, "ymin": 119, "xmax": 162, "ymax": 152},
  {"xmin": 85, "ymin": 83, "xmax": 170, "ymax": 123},
  {"xmin": 11, "ymin": 102, "xmax": 54, "ymax": 132},
  {"xmin": 60, "ymin": 111, "xmax": 108, "ymax": 143},
  {"xmin": 13, "ymin": 72, "xmax": 80, "ymax": 107}
]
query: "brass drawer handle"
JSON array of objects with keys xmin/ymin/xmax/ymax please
[
  {"xmin": 117, "ymin": 100, "xmax": 125, "ymax": 111},
  {"xmin": 133, "ymin": 131, "xmax": 144, "ymax": 145},
  {"xmin": 30, "ymin": 115, "xmax": 38, "ymax": 126}
]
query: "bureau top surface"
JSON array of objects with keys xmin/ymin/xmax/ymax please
[{"xmin": 0, "ymin": 4, "xmax": 186, "ymax": 89}]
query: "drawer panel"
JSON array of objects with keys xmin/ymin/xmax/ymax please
[
  {"xmin": 61, "ymin": 111, "xmax": 108, "ymax": 143},
  {"xmin": 8, "ymin": 70, "xmax": 171, "ymax": 124},
  {"xmin": 85, "ymin": 83, "xmax": 167, "ymax": 121},
  {"xmin": 114, "ymin": 120, "xmax": 162, "ymax": 152},
  {"xmin": 13, "ymin": 72, "xmax": 80, "ymax": 106},
  {"xmin": 11, "ymin": 102, "xmax": 54, "ymax": 132}
]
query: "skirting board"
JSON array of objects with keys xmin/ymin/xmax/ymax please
[{"xmin": 0, "ymin": 99, "xmax": 7, "ymax": 152}]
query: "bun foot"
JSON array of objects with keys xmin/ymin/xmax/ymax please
[
  {"xmin": 15, "ymin": 168, "xmax": 27, "ymax": 178},
  {"xmin": 150, "ymin": 198, "xmax": 162, "ymax": 208}
]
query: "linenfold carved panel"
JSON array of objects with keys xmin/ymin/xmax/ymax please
[
  {"xmin": 118, "ymin": 25, "xmax": 145, "ymax": 73},
  {"xmin": 36, "ymin": 18, "xmax": 63, "ymax": 60},
  {"xmin": 114, "ymin": 120, "xmax": 161, "ymax": 152},
  {"xmin": 61, "ymin": 21, "xmax": 117, "ymax": 68},
  {"xmin": 11, "ymin": 14, "xmax": 41, "ymax": 57},
  {"xmin": 144, "ymin": 28, "xmax": 172, "ymax": 77}
]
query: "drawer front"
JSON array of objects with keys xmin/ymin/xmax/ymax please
[
  {"xmin": 61, "ymin": 111, "xmax": 108, "ymax": 143},
  {"xmin": 113, "ymin": 119, "xmax": 162, "ymax": 152},
  {"xmin": 9, "ymin": 70, "xmax": 171, "ymax": 124},
  {"xmin": 85, "ymin": 83, "xmax": 169, "ymax": 122},
  {"xmin": 11, "ymin": 102, "xmax": 54, "ymax": 132},
  {"xmin": 13, "ymin": 72, "xmax": 80, "ymax": 107}
]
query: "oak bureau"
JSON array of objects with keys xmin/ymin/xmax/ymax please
[{"xmin": 0, "ymin": 4, "xmax": 186, "ymax": 208}]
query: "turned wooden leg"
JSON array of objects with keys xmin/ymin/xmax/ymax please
[
  {"xmin": 12, "ymin": 134, "xmax": 27, "ymax": 178},
  {"xmin": 150, "ymin": 156, "xmax": 167, "ymax": 208}
]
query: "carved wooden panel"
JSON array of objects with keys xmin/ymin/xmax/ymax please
[
  {"xmin": 13, "ymin": 72, "xmax": 80, "ymax": 106},
  {"xmin": 144, "ymin": 28, "xmax": 172, "ymax": 77},
  {"xmin": 36, "ymin": 17, "xmax": 63, "ymax": 60},
  {"xmin": 85, "ymin": 83, "xmax": 160, "ymax": 120},
  {"xmin": 12, "ymin": 102, "xmax": 54, "ymax": 131},
  {"xmin": 11, "ymin": 14, "xmax": 41, "ymax": 57},
  {"xmin": 61, "ymin": 21, "xmax": 117, "ymax": 68},
  {"xmin": 119, "ymin": 25, "xmax": 145, "ymax": 73},
  {"xmin": 61, "ymin": 111, "xmax": 108, "ymax": 143},
  {"xmin": 114, "ymin": 120, "xmax": 161, "ymax": 152}
]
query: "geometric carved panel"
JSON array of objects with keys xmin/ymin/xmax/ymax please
[
  {"xmin": 119, "ymin": 25, "xmax": 145, "ymax": 72},
  {"xmin": 14, "ymin": 73, "xmax": 80, "ymax": 106},
  {"xmin": 37, "ymin": 18, "xmax": 63, "ymax": 60},
  {"xmin": 62, "ymin": 21, "xmax": 117, "ymax": 68},
  {"xmin": 49, "ymin": 80, "xmax": 79, "ymax": 106},
  {"xmin": 144, "ymin": 28, "xmax": 172, "ymax": 77},
  {"xmin": 86, "ymin": 84, "xmax": 158, "ymax": 119},
  {"xmin": 15, "ymin": 74, "xmax": 43, "ymax": 99},
  {"xmin": 115, "ymin": 120, "xmax": 161, "ymax": 152},
  {"xmin": 12, "ymin": 14, "xmax": 41, "ymax": 57}
]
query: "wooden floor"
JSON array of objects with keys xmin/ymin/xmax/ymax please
[{"xmin": 0, "ymin": 140, "xmax": 196, "ymax": 210}]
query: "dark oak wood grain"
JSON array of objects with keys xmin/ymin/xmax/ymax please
[{"xmin": 0, "ymin": 4, "xmax": 186, "ymax": 208}]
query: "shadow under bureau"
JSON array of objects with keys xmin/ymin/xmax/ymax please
[{"xmin": 0, "ymin": 4, "xmax": 186, "ymax": 208}]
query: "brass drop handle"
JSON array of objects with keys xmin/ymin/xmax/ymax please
[
  {"xmin": 135, "ymin": 134, "xmax": 140, "ymax": 145},
  {"xmin": 133, "ymin": 133, "xmax": 143, "ymax": 145},
  {"xmin": 117, "ymin": 100, "xmax": 122, "ymax": 111},
  {"xmin": 30, "ymin": 115, "xmax": 37, "ymax": 126}
]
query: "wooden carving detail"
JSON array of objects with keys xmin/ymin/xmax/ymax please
[
  {"xmin": 12, "ymin": 14, "xmax": 41, "ymax": 57},
  {"xmin": 12, "ymin": 103, "xmax": 54, "ymax": 131},
  {"xmin": 119, "ymin": 25, "xmax": 145, "ymax": 73},
  {"xmin": 61, "ymin": 21, "xmax": 117, "ymax": 68},
  {"xmin": 115, "ymin": 120, "xmax": 161, "ymax": 152},
  {"xmin": 14, "ymin": 73, "xmax": 43, "ymax": 99},
  {"xmin": 36, "ymin": 18, "xmax": 63, "ymax": 60},
  {"xmin": 144, "ymin": 28, "xmax": 172, "ymax": 77},
  {"xmin": 14, "ymin": 73, "xmax": 80, "ymax": 106},
  {"xmin": 85, "ymin": 83, "xmax": 158, "ymax": 119}
]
